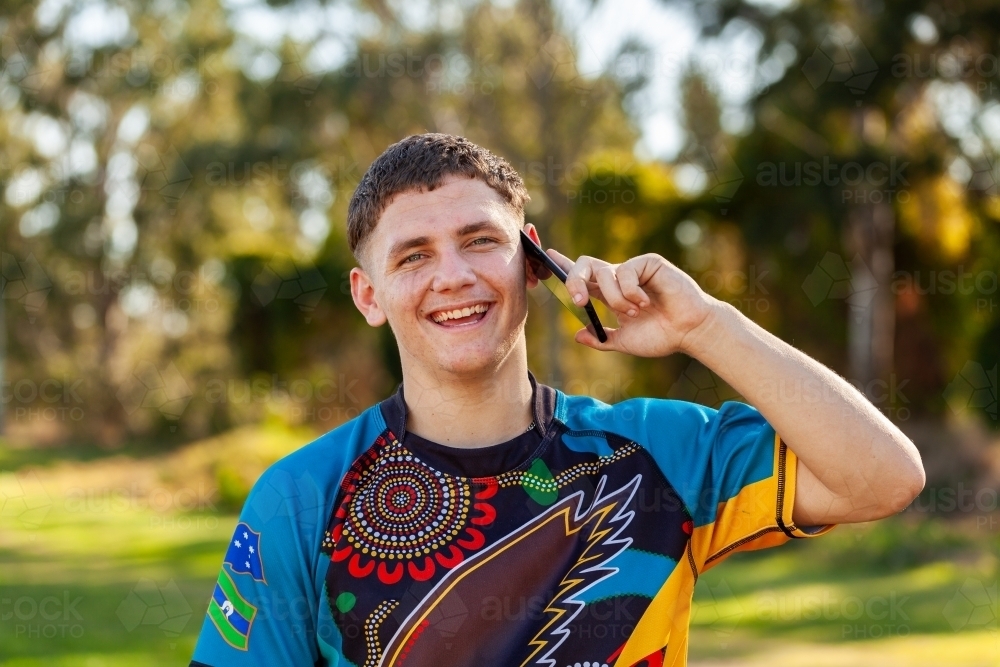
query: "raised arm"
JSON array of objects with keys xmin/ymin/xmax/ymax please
[{"xmin": 546, "ymin": 248, "xmax": 925, "ymax": 526}]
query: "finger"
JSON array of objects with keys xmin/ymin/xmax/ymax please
[
  {"xmin": 547, "ymin": 250, "xmax": 616, "ymax": 307},
  {"xmin": 545, "ymin": 248, "xmax": 574, "ymax": 273},
  {"xmin": 573, "ymin": 324, "xmax": 620, "ymax": 352},
  {"xmin": 593, "ymin": 264, "xmax": 640, "ymax": 316},
  {"xmin": 615, "ymin": 260, "xmax": 650, "ymax": 308},
  {"xmin": 563, "ymin": 255, "xmax": 600, "ymax": 306}
]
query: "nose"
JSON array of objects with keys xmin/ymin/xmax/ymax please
[{"xmin": 430, "ymin": 245, "xmax": 477, "ymax": 292}]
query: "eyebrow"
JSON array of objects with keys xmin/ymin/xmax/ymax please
[
  {"xmin": 385, "ymin": 220, "xmax": 508, "ymax": 263},
  {"xmin": 386, "ymin": 236, "xmax": 431, "ymax": 263},
  {"xmin": 457, "ymin": 220, "xmax": 504, "ymax": 237}
]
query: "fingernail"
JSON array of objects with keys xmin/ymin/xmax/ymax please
[
  {"xmin": 573, "ymin": 293, "xmax": 584, "ymax": 304},
  {"xmin": 628, "ymin": 309, "xmax": 636, "ymax": 317}
]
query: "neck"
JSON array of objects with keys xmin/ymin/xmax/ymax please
[{"xmin": 399, "ymin": 343, "xmax": 534, "ymax": 449}]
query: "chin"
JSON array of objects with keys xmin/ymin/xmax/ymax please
[{"xmin": 432, "ymin": 346, "xmax": 501, "ymax": 375}]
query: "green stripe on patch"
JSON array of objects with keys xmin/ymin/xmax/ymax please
[
  {"xmin": 208, "ymin": 600, "xmax": 249, "ymax": 650},
  {"xmin": 216, "ymin": 568, "xmax": 256, "ymax": 619}
]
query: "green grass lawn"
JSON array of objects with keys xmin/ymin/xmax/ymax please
[
  {"xmin": 0, "ymin": 490, "xmax": 233, "ymax": 667},
  {"xmin": 1, "ymin": 433, "xmax": 998, "ymax": 666},
  {"xmin": 688, "ymin": 519, "xmax": 1000, "ymax": 665}
]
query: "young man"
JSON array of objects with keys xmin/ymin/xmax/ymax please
[{"xmin": 190, "ymin": 133, "xmax": 924, "ymax": 666}]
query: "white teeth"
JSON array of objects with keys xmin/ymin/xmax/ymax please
[{"xmin": 432, "ymin": 303, "xmax": 489, "ymax": 323}]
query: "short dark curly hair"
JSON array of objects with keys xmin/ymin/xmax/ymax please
[{"xmin": 347, "ymin": 133, "xmax": 530, "ymax": 267}]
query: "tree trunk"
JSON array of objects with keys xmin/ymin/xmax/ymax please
[
  {"xmin": 846, "ymin": 200, "xmax": 895, "ymax": 389},
  {"xmin": 0, "ymin": 292, "xmax": 5, "ymax": 436}
]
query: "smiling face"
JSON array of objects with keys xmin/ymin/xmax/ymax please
[{"xmin": 350, "ymin": 174, "xmax": 539, "ymax": 379}]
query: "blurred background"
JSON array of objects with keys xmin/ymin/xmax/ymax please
[{"xmin": 1, "ymin": 0, "xmax": 998, "ymax": 664}]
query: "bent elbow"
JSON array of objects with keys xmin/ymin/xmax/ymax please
[
  {"xmin": 902, "ymin": 440, "xmax": 927, "ymax": 505},
  {"xmin": 883, "ymin": 460, "xmax": 926, "ymax": 516},
  {"xmin": 904, "ymin": 462, "xmax": 926, "ymax": 507}
]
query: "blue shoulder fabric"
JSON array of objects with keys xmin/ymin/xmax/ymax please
[
  {"xmin": 556, "ymin": 393, "xmax": 777, "ymax": 527},
  {"xmin": 190, "ymin": 406, "xmax": 383, "ymax": 666}
]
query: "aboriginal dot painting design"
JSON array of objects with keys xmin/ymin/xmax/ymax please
[
  {"xmin": 324, "ymin": 433, "xmax": 496, "ymax": 584},
  {"xmin": 322, "ymin": 425, "xmax": 692, "ymax": 667}
]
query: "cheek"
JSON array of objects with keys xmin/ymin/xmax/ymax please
[
  {"xmin": 385, "ymin": 275, "xmax": 427, "ymax": 317},
  {"xmin": 490, "ymin": 263, "xmax": 527, "ymax": 307}
]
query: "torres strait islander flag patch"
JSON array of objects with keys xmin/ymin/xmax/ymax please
[{"xmin": 207, "ymin": 568, "xmax": 257, "ymax": 650}]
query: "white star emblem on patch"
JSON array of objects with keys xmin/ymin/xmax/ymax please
[
  {"xmin": 248, "ymin": 546, "xmax": 254, "ymax": 554},
  {"xmin": 245, "ymin": 561, "xmax": 251, "ymax": 569},
  {"xmin": 235, "ymin": 540, "xmax": 241, "ymax": 548},
  {"xmin": 243, "ymin": 532, "xmax": 248, "ymax": 539}
]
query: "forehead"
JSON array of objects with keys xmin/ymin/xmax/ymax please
[{"xmin": 373, "ymin": 176, "xmax": 517, "ymax": 246}]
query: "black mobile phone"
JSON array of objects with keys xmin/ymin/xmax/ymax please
[{"xmin": 520, "ymin": 230, "xmax": 608, "ymax": 343}]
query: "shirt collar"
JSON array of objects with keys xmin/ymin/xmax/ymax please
[{"xmin": 378, "ymin": 369, "xmax": 557, "ymax": 443}]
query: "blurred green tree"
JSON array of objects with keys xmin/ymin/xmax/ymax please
[
  {"xmin": 0, "ymin": 0, "xmax": 641, "ymax": 445},
  {"xmin": 649, "ymin": 0, "xmax": 1000, "ymax": 422}
]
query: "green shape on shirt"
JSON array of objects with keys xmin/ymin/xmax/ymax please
[
  {"xmin": 522, "ymin": 458, "xmax": 558, "ymax": 506},
  {"xmin": 335, "ymin": 591, "xmax": 356, "ymax": 613}
]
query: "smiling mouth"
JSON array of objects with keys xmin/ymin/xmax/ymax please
[{"xmin": 429, "ymin": 302, "xmax": 491, "ymax": 327}]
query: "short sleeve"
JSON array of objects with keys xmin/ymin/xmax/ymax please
[
  {"xmin": 639, "ymin": 399, "xmax": 836, "ymax": 574},
  {"xmin": 190, "ymin": 467, "xmax": 327, "ymax": 666}
]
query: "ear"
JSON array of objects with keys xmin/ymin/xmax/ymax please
[
  {"xmin": 522, "ymin": 223, "xmax": 542, "ymax": 289},
  {"xmin": 350, "ymin": 267, "xmax": 388, "ymax": 327}
]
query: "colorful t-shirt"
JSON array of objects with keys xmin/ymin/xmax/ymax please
[{"xmin": 190, "ymin": 370, "xmax": 835, "ymax": 667}]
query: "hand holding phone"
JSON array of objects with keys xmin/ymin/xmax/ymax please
[{"xmin": 520, "ymin": 231, "xmax": 608, "ymax": 343}]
